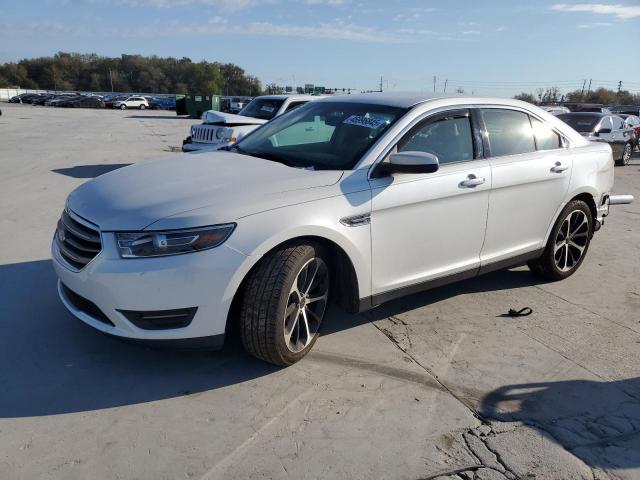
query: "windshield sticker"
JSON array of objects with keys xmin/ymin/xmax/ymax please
[
  {"xmin": 260, "ymin": 105, "xmax": 275, "ymax": 113},
  {"xmin": 343, "ymin": 115, "xmax": 386, "ymax": 129}
]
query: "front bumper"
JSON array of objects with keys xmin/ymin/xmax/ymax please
[
  {"xmin": 52, "ymin": 231, "xmax": 249, "ymax": 342},
  {"xmin": 182, "ymin": 139, "xmax": 230, "ymax": 153}
]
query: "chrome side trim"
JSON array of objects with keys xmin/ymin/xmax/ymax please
[{"xmin": 340, "ymin": 213, "xmax": 371, "ymax": 227}]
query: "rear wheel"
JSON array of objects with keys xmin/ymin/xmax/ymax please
[
  {"xmin": 239, "ymin": 242, "xmax": 330, "ymax": 366},
  {"xmin": 528, "ymin": 200, "xmax": 592, "ymax": 281},
  {"xmin": 140, "ymin": 104, "xmax": 146, "ymax": 110},
  {"xmin": 616, "ymin": 142, "xmax": 633, "ymax": 166}
]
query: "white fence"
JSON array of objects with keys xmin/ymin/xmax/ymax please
[{"xmin": 0, "ymin": 88, "xmax": 56, "ymax": 101}]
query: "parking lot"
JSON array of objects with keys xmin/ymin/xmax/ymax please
[{"xmin": 1, "ymin": 102, "xmax": 639, "ymax": 479}]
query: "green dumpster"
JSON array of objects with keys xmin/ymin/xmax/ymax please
[
  {"xmin": 185, "ymin": 94, "xmax": 221, "ymax": 119},
  {"xmin": 175, "ymin": 95, "xmax": 187, "ymax": 116}
]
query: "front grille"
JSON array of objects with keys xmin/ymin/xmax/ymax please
[
  {"xmin": 56, "ymin": 210, "xmax": 102, "ymax": 270},
  {"xmin": 191, "ymin": 125, "xmax": 220, "ymax": 143},
  {"xmin": 61, "ymin": 283, "xmax": 114, "ymax": 326}
]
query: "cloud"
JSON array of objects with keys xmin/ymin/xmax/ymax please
[
  {"xmin": 118, "ymin": 0, "xmax": 275, "ymax": 10},
  {"xmin": 552, "ymin": 3, "xmax": 640, "ymax": 19},
  {"xmin": 303, "ymin": 0, "xmax": 346, "ymax": 4},
  {"xmin": 576, "ymin": 21, "xmax": 612, "ymax": 28}
]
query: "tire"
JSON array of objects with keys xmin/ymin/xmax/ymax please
[
  {"xmin": 120, "ymin": 104, "xmax": 127, "ymax": 110},
  {"xmin": 239, "ymin": 242, "xmax": 330, "ymax": 366},
  {"xmin": 528, "ymin": 200, "xmax": 593, "ymax": 281},
  {"xmin": 140, "ymin": 104, "xmax": 146, "ymax": 110},
  {"xmin": 615, "ymin": 142, "xmax": 633, "ymax": 166}
]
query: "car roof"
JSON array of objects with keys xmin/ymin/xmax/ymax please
[
  {"xmin": 313, "ymin": 92, "xmax": 552, "ymax": 109},
  {"xmin": 557, "ymin": 112, "xmax": 606, "ymax": 118},
  {"xmin": 254, "ymin": 95, "xmax": 320, "ymax": 101}
]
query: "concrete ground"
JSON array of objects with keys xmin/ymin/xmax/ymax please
[{"xmin": 0, "ymin": 102, "xmax": 638, "ymax": 480}]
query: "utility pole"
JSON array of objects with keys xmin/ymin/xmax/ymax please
[
  {"xmin": 618, "ymin": 80, "xmax": 623, "ymax": 94},
  {"xmin": 443, "ymin": 79, "xmax": 448, "ymax": 93},
  {"xmin": 587, "ymin": 78, "xmax": 592, "ymax": 94},
  {"xmin": 109, "ymin": 69, "xmax": 114, "ymax": 93},
  {"xmin": 580, "ymin": 79, "xmax": 586, "ymax": 100},
  {"xmin": 380, "ymin": 76, "xmax": 383, "ymax": 92},
  {"xmin": 433, "ymin": 76, "xmax": 436, "ymax": 93}
]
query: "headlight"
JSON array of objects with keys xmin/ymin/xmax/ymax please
[
  {"xmin": 116, "ymin": 224, "xmax": 235, "ymax": 258},
  {"xmin": 216, "ymin": 128, "xmax": 225, "ymax": 139}
]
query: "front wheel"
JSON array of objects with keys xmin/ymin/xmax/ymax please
[
  {"xmin": 615, "ymin": 142, "xmax": 633, "ymax": 166},
  {"xmin": 239, "ymin": 242, "xmax": 330, "ymax": 366},
  {"xmin": 120, "ymin": 104, "xmax": 127, "ymax": 110},
  {"xmin": 140, "ymin": 104, "xmax": 146, "ymax": 110},
  {"xmin": 528, "ymin": 200, "xmax": 592, "ymax": 281}
]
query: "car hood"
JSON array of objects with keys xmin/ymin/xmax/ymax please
[
  {"xmin": 66, "ymin": 152, "xmax": 344, "ymax": 231},
  {"xmin": 201, "ymin": 110, "xmax": 266, "ymax": 126}
]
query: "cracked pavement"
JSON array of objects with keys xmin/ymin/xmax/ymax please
[{"xmin": 0, "ymin": 103, "xmax": 638, "ymax": 479}]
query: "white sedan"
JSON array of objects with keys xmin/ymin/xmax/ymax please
[
  {"xmin": 113, "ymin": 96, "xmax": 149, "ymax": 110},
  {"xmin": 53, "ymin": 94, "xmax": 632, "ymax": 365},
  {"xmin": 182, "ymin": 95, "xmax": 318, "ymax": 152}
]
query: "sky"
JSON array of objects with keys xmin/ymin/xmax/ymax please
[{"xmin": 1, "ymin": 0, "xmax": 639, "ymax": 97}]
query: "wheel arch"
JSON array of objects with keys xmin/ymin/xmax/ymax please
[
  {"xmin": 543, "ymin": 188, "xmax": 599, "ymax": 246},
  {"xmin": 225, "ymin": 234, "xmax": 363, "ymax": 340}
]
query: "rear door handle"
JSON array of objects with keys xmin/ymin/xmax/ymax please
[
  {"xmin": 460, "ymin": 176, "xmax": 486, "ymax": 188},
  {"xmin": 551, "ymin": 162, "xmax": 569, "ymax": 173}
]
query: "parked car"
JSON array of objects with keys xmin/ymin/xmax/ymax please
[
  {"xmin": 67, "ymin": 96, "xmax": 106, "ymax": 109},
  {"xmin": 148, "ymin": 97, "xmax": 177, "ymax": 110},
  {"xmin": 540, "ymin": 105, "xmax": 570, "ymax": 116},
  {"xmin": 31, "ymin": 94, "xmax": 58, "ymax": 106},
  {"xmin": 618, "ymin": 114, "xmax": 640, "ymax": 148},
  {"xmin": 610, "ymin": 105, "xmax": 640, "ymax": 116},
  {"xmin": 182, "ymin": 95, "xmax": 317, "ymax": 152},
  {"xmin": 557, "ymin": 112, "xmax": 636, "ymax": 166},
  {"xmin": 230, "ymin": 96, "xmax": 252, "ymax": 114},
  {"xmin": 45, "ymin": 94, "xmax": 78, "ymax": 107},
  {"xmin": 9, "ymin": 93, "xmax": 33, "ymax": 103},
  {"xmin": 103, "ymin": 95, "xmax": 128, "ymax": 108},
  {"xmin": 53, "ymin": 94, "xmax": 633, "ymax": 366},
  {"xmin": 112, "ymin": 96, "xmax": 149, "ymax": 110},
  {"xmin": 12, "ymin": 93, "xmax": 44, "ymax": 104}
]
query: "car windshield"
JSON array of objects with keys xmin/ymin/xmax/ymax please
[
  {"xmin": 557, "ymin": 114, "xmax": 600, "ymax": 133},
  {"xmin": 233, "ymin": 101, "xmax": 406, "ymax": 170},
  {"xmin": 239, "ymin": 98, "xmax": 286, "ymax": 120}
]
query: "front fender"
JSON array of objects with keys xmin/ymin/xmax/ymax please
[{"xmin": 225, "ymin": 191, "xmax": 372, "ymax": 301}]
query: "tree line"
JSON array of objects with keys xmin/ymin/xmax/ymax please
[
  {"xmin": 514, "ymin": 87, "xmax": 640, "ymax": 106},
  {"xmin": 0, "ymin": 52, "xmax": 262, "ymax": 95}
]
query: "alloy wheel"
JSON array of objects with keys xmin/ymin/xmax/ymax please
[
  {"xmin": 283, "ymin": 257, "xmax": 329, "ymax": 353},
  {"xmin": 554, "ymin": 210, "xmax": 589, "ymax": 272}
]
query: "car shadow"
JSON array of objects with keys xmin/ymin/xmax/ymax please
[
  {"xmin": 0, "ymin": 259, "xmax": 546, "ymax": 419},
  {"xmin": 0, "ymin": 259, "xmax": 279, "ymax": 418},
  {"xmin": 480, "ymin": 377, "xmax": 640, "ymax": 469},
  {"xmin": 52, "ymin": 164, "xmax": 131, "ymax": 178}
]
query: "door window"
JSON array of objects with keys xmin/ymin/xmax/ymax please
[
  {"xmin": 398, "ymin": 112, "xmax": 474, "ymax": 165},
  {"xmin": 285, "ymin": 101, "xmax": 307, "ymax": 113},
  {"xmin": 481, "ymin": 109, "xmax": 536, "ymax": 157},
  {"xmin": 612, "ymin": 116, "xmax": 624, "ymax": 130},
  {"xmin": 530, "ymin": 117, "xmax": 562, "ymax": 150},
  {"xmin": 599, "ymin": 116, "xmax": 613, "ymax": 131}
]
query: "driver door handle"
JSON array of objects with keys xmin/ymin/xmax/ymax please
[
  {"xmin": 551, "ymin": 162, "xmax": 569, "ymax": 173},
  {"xmin": 460, "ymin": 177, "xmax": 486, "ymax": 188}
]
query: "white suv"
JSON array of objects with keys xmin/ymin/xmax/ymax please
[
  {"xmin": 113, "ymin": 96, "xmax": 149, "ymax": 110},
  {"xmin": 183, "ymin": 95, "xmax": 318, "ymax": 152},
  {"xmin": 53, "ymin": 94, "xmax": 632, "ymax": 366}
]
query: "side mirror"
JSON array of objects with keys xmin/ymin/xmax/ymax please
[{"xmin": 376, "ymin": 151, "xmax": 440, "ymax": 177}]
